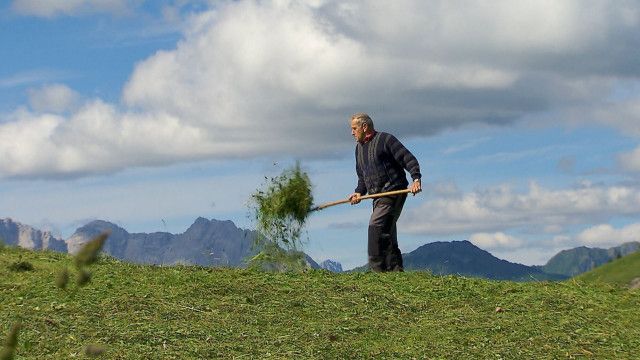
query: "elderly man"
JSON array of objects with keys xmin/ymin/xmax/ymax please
[{"xmin": 349, "ymin": 113, "xmax": 422, "ymax": 272}]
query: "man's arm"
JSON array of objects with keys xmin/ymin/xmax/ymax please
[
  {"xmin": 352, "ymin": 148, "xmax": 366, "ymax": 204},
  {"xmin": 387, "ymin": 134, "xmax": 422, "ymax": 194},
  {"xmin": 354, "ymin": 148, "xmax": 367, "ymax": 195}
]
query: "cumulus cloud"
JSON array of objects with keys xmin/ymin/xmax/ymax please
[
  {"xmin": 0, "ymin": 102, "xmax": 211, "ymax": 178},
  {"xmin": 399, "ymin": 181, "xmax": 640, "ymax": 263},
  {"xmin": 2, "ymin": 0, "xmax": 640, "ymax": 178},
  {"xmin": 577, "ymin": 223, "xmax": 640, "ymax": 247},
  {"xmin": 12, "ymin": 0, "xmax": 137, "ymax": 17},
  {"xmin": 28, "ymin": 84, "xmax": 80, "ymax": 114},
  {"xmin": 470, "ymin": 232, "xmax": 523, "ymax": 250},
  {"xmin": 402, "ymin": 182, "xmax": 640, "ymax": 236}
]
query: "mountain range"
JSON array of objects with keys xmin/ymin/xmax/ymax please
[
  {"xmin": 1, "ymin": 217, "xmax": 322, "ymax": 269},
  {"xmin": 0, "ymin": 218, "xmax": 67, "ymax": 252},
  {"xmin": 66, "ymin": 217, "xmax": 257, "ymax": 267},
  {"xmin": 401, "ymin": 240, "xmax": 566, "ymax": 281},
  {"xmin": 537, "ymin": 241, "xmax": 640, "ymax": 277},
  {"xmin": 403, "ymin": 240, "xmax": 639, "ymax": 280},
  {"xmin": 351, "ymin": 240, "xmax": 639, "ymax": 280},
  {"xmin": 2, "ymin": 217, "xmax": 638, "ymax": 279},
  {"xmin": 319, "ymin": 259, "xmax": 343, "ymax": 273}
]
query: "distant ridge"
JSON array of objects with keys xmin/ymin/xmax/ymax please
[
  {"xmin": 1, "ymin": 217, "xmax": 636, "ymax": 279},
  {"xmin": 1, "ymin": 217, "xmax": 321, "ymax": 269},
  {"xmin": 350, "ymin": 240, "xmax": 566, "ymax": 281},
  {"xmin": 320, "ymin": 259, "xmax": 343, "ymax": 272},
  {"xmin": 66, "ymin": 217, "xmax": 260, "ymax": 267},
  {"xmin": 539, "ymin": 242, "xmax": 640, "ymax": 277},
  {"xmin": 349, "ymin": 240, "xmax": 640, "ymax": 281},
  {"xmin": 0, "ymin": 218, "xmax": 67, "ymax": 252},
  {"xmin": 402, "ymin": 240, "xmax": 566, "ymax": 281}
]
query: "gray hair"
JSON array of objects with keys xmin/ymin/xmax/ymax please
[{"xmin": 350, "ymin": 113, "xmax": 374, "ymax": 129}]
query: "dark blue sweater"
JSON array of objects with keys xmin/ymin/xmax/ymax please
[{"xmin": 354, "ymin": 132, "xmax": 421, "ymax": 195}]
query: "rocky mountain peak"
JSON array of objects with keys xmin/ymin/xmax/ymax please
[
  {"xmin": 320, "ymin": 259, "xmax": 343, "ymax": 272},
  {"xmin": 66, "ymin": 220, "xmax": 129, "ymax": 255},
  {"xmin": 0, "ymin": 218, "xmax": 67, "ymax": 252}
]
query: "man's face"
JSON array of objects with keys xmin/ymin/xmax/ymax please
[{"xmin": 351, "ymin": 119, "xmax": 367, "ymax": 143}]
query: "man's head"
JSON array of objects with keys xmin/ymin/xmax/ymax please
[{"xmin": 350, "ymin": 113, "xmax": 375, "ymax": 143}]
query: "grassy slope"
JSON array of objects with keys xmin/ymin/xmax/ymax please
[
  {"xmin": 576, "ymin": 251, "xmax": 640, "ymax": 287},
  {"xmin": 1, "ymin": 246, "xmax": 639, "ymax": 359}
]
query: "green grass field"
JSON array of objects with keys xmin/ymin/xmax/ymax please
[
  {"xmin": 2, "ymin": 245, "xmax": 639, "ymax": 359},
  {"xmin": 576, "ymin": 251, "xmax": 640, "ymax": 287}
]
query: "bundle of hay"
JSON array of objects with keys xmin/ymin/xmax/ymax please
[{"xmin": 249, "ymin": 162, "xmax": 314, "ymax": 270}]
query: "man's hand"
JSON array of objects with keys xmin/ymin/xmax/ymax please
[
  {"xmin": 410, "ymin": 179, "xmax": 422, "ymax": 195},
  {"xmin": 349, "ymin": 193, "xmax": 362, "ymax": 205}
]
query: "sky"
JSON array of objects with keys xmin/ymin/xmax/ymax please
[{"xmin": 1, "ymin": 0, "xmax": 640, "ymax": 270}]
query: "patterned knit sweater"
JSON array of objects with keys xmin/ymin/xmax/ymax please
[{"xmin": 354, "ymin": 131, "xmax": 421, "ymax": 195}]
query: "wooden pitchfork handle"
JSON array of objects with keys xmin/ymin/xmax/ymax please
[{"xmin": 310, "ymin": 188, "xmax": 413, "ymax": 212}]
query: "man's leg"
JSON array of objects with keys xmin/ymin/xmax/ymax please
[
  {"xmin": 386, "ymin": 225, "xmax": 403, "ymax": 271},
  {"xmin": 367, "ymin": 225, "xmax": 386, "ymax": 272},
  {"xmin": 368, "ymin": 198, "xmax": 392, "ymax": 272},
  {"xmin": 385, "ymin": 195, "xmax": 406, "ymax": 272},
  {"xmin": 368, "ymin": 195, "xmax": 406, "ymax": 272}
]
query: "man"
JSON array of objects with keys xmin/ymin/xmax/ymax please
[{"xmin": 349, "ymin": 113, "xmax": 422, "ymax": 272}]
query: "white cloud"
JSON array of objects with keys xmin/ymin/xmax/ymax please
[
  {"xmin": 12, "ymin": 0, "xmax": 136, "ymax": 17},
  {"xmin": 619, "ymin": 145, "xmax": 640, "ymax": 172},
  {"xmin": 402, "ymin": 182, "xmax": 640, "ymax": 236},
  {"xmin": 3, "ymin": 0, "xmax": 640, "ymax": 178},
  {"xmin": 400, "ymin": 181, "xmax": 640, "ymax": 264},
  {"xmin": 28, "ymin": 84, "xmax": 80, "ymax": 114},
  {"xmin": 577, "ymin": 223, "xmax": 640, "ymax": 247},
  {"xmin": 123, "ymin": 1, "xmax": 370, "ymax": 124},
  {"xmin": 488, "ymin": 246, "xmax": 567, "ymax": 266},
  {"xmin": 470, "ymin": 232, "xmax": 523, "ymax": 250},
  {"xmin": 0, "ymin": 101, "xmax": 210, "ymax": 178}
]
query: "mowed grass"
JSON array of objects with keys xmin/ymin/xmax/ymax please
[
  {"xmin": 577, "ymin": 251, "xmax": 640, "ymax": 287},
  {"xmin": 1, "ymin": 246, "xmax": 639, "ymax": 359}
]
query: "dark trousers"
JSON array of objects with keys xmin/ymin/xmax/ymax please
[{"xmin": 368, "ymin": 194, "xmax": 407, "ymax": 272}]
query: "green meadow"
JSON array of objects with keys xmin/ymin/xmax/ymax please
[
  {"xmin": 576, "ymin": 251, "xmax": 640, "ymax": 288},
  {"xmin": 2, "ymin": 245, "xmax": 639, "ymax": 359}
]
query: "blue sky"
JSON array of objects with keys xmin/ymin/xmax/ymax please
[{"xmin": 2, "ymin": 0, "xmax": 640, "ymax": 270}]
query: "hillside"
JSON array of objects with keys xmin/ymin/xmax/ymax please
[
  {"xmin": 540, "ymin": 242, "xmax": 640, "ymax": 277},
  {"xmin": 576, "ymin": 251, "xmax": 640, "ymax": 288},
  {"xmin": 2, "ymin": 246, "xmax": 639, "ymax": 358}
]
